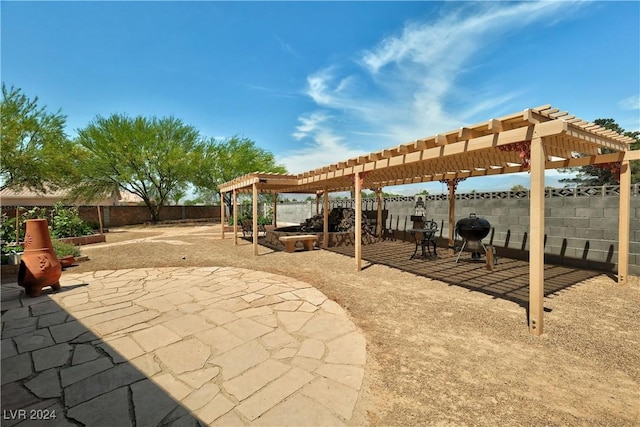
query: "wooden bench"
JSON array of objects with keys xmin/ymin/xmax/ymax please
[{"xmin": 279, "ymin": 235, "xmax": 317, "ymax": 253}]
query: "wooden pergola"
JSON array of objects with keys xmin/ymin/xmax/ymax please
[{"xmin": 219, "ymin": 105, "xmax": 639, "ymax": 335}]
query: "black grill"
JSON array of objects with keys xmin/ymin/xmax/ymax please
[{"xmin": 455, "ymin": 214, "xmax": 491, "ymax": 242}]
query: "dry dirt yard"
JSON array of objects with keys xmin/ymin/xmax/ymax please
[{"xmin": 64, "ymin": 223, "xmax": 639, "ymax": 426}]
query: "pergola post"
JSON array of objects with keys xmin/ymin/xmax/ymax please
[
  {"xmin": 448, "ymin": 181, "xmax": 456, "ymax": 255},
  {"xmin": 617, "ymin": 160, "xmax": 631, "ymax": 284},
  {"xmin": 355, "ymin": 172, "xmax": 362, "ymax": 271},
  {"xmin": 97, "ymin": 206, "xmax": 104, "ymax": 235},
  {"xmin": 323, "ymin": 188, "xmax": 329, "ymax": 249},
  {"xmin": 252, "ymin": 182, "xmax": 258, "ymax": 256},
  {"xmin": 529, "ymin": 137, "xmax": 545, "ymax": 335},
  {"xmin": 233, "ymin": 189, "xmax": 238, "ymax": 246},
  {"xmin": 220, "ymin": 192, "xmax": 225, "ymax": 240},
  {"xmin": 376, "ymin": 187, "xmax": 383, "ymax": 239},
  {"xmin": 273, "ymin": 193, "xmax": 278, "ymax": 227},
  {"xmin": 316, "ymin": 193, "xmax": 321, "ymax": 215}
]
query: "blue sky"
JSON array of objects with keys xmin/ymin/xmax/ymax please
[{"xmin": 2, "ymin": 1, "xmax": 639, "ymax": 195}]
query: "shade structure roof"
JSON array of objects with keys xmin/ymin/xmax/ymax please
[
  {"xmin": 219, "ymin": 105, "xmax": 637, "ymax": 194},
  {"xmin": 220, "ymin": 104, "xmax": 639, "ymax": 336}
]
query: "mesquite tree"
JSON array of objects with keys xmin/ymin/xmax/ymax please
[
  {"xmin": 192, "ymin": 135, "xmax": 287, "ymax": 217},
  {"xmin": 0, "ymin": 84, "xmax": 71, "ymax": 191},
  {"xmin": 72, "ymin": 114, "xmax": 202, "ymax": 222}
]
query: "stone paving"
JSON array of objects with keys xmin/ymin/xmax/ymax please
[{"xmin": 1, "ymin": 267, "xmax": 367, "ymax": 426}]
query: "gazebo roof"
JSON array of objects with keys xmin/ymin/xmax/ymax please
[{"xmin": 219, "ymin": 105, "xmax": 637, "ymax": 194}]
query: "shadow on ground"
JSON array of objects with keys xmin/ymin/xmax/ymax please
[
  {"xmin": 1, "ymin": 282, "xmax": 204, "ymax": 426},
  {"xmin": 258, "ymin": 237, "xmax": 603, "ymax": 310}
]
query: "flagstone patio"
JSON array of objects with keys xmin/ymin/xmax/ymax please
[{"xmin": 1, "ymin": 267, "xmax": 366, "ymax": 426}]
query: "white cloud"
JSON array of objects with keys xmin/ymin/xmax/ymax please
[
  {"xmin": 280, "ymin": 111, "xmax": 366, "ymax": 173},
  {"xmin": 299, "ymin": 2, "xmax": 584, "ymax": 146},
  {"xmin": 619, "ymin": 95, "xmax": 640, "ymax": 110},
  {"xmin": 287, "ymin": 1, "xmax": 585, "ymax": 176}
]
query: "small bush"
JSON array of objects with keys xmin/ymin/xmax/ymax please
[
  {"xmin": 53, "ymin": 240, "xmax": 81, "ymax": 258},
  {"xmin": 229, "ymin": 213, "xmax": 272, "ymax": 226},
  {"xmin": 50, "ymin": 203, "xmax": 93, "ymax": 238},
  {"xmin": 1, "ymin": 244, "xmax": 23, "ymax": 255},
  {"xmin": 0, "ymin": 212, "xmax": 18, "ymax": 244}
]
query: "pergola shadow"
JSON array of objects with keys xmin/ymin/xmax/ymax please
[{"xmin": 325, "ymin": 240, "xmax": 604, "ymax": 310}]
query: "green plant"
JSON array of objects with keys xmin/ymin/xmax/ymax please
[
  {"xmin": 53, "ymin": 240, "xmax": 81, "ymax": 258},
  {"xmin": 50, "ymin": 202, "xmax": 93, "ymax": 238},
  {"xmin": 258, "ymin": 216, "xmax": 272, "ymax": 226},
  {"xmin": 21, "ymin": 206, "xmax": 50, "ymax": 222},
  {"xmin": 228, "ymin": 214, "xmax": 272, "ymax": 226},
  {"xmin": 0, "ymin": 212, "xmax": 18, "ymax": 244},
  {"xmin": 228, "ymin": 213, "xmax": 250, "ymax": 226},
  {"xmin": 1, "ymin": 244, "xmax": 23, "ymax": 255}
]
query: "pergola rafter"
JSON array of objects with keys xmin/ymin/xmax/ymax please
[{"xmin": 219, "ymin": 105, "xmax": 637, "ymax": 336}]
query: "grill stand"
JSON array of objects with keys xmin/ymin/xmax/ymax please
[{"xmin": 454, "ymin": 239, "xmax": 497, "ymax": 265}]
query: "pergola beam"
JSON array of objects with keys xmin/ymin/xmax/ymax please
[{"xmin": 216, "ymin": 104, "xmax": 636, "ymax": 336}]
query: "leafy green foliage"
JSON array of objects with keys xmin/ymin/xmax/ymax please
[
  {"xmin": 0, "ymin": 212, "xmax": 18, "ymax": 245},
  {"xmin": 228, "ymin": 212, "xmax": 272, "ymax": 226},
  {"xmin": 52, "ymin": 240, "xmax": 81, "ymax": 258},
  {"xmin": 0, "ymin": 204, "xmax": 93, "ymax": 250},
  {"xmin": 192, "ymin": 136, "xmax": 287, "ymax": 214},
  {"xmin": 50, "ymin": 203, "xmax": 93, "ymax": 238},
  {"xmin": 71, "ymin": 114, "xmax": 202, "ymax": 221},
  {"xmin": 1, "ymin": 244, "xmax": 23, "ymax": 255},
  {"xmin": 0, "ymin": 84, "xmax": 72, "ymax": 191},
  {"xmin": 560, "ymin": 118, "xmax": 640, "ymax": 186},
  {"xmin": 21, "ymin": 206, "xmax": 49, "ymax": 222}
]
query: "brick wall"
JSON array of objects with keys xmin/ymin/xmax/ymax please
[{"xmin": 1, "ymin": 205, "xmax": 222, "ymax": 228}]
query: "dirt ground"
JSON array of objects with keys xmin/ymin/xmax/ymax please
[{"xmin": 55, "ymin": 224, "xmax": 640, "ymax": 426}]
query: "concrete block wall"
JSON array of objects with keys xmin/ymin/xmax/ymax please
[
  {"xmin": 274, "ymin": 202, "xmax": 318, "ymax": 225},
  {"xmin": 275, "ymin": 194, "xmax": 639, "ymax": 275}
]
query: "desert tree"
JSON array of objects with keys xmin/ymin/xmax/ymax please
[
  {"xmin": 71, "ymin": 114, "xmax": 202, "ymax": 222},
  {"xmin": 192, "ymin": 135, "xmax": 286, "ymax": 216},
  {"xmin": 0, "ymin": 83, "xmax": 72, "ymax": 191}
]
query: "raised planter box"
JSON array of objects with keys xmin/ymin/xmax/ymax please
[{"xmin": 57, "ymin": 234, "xmax": 106, "ymax": 246}]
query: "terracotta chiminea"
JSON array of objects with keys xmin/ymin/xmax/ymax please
[{"xmin": 18, "ymin": 219, "xmax": 62, "ymax": 297}]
